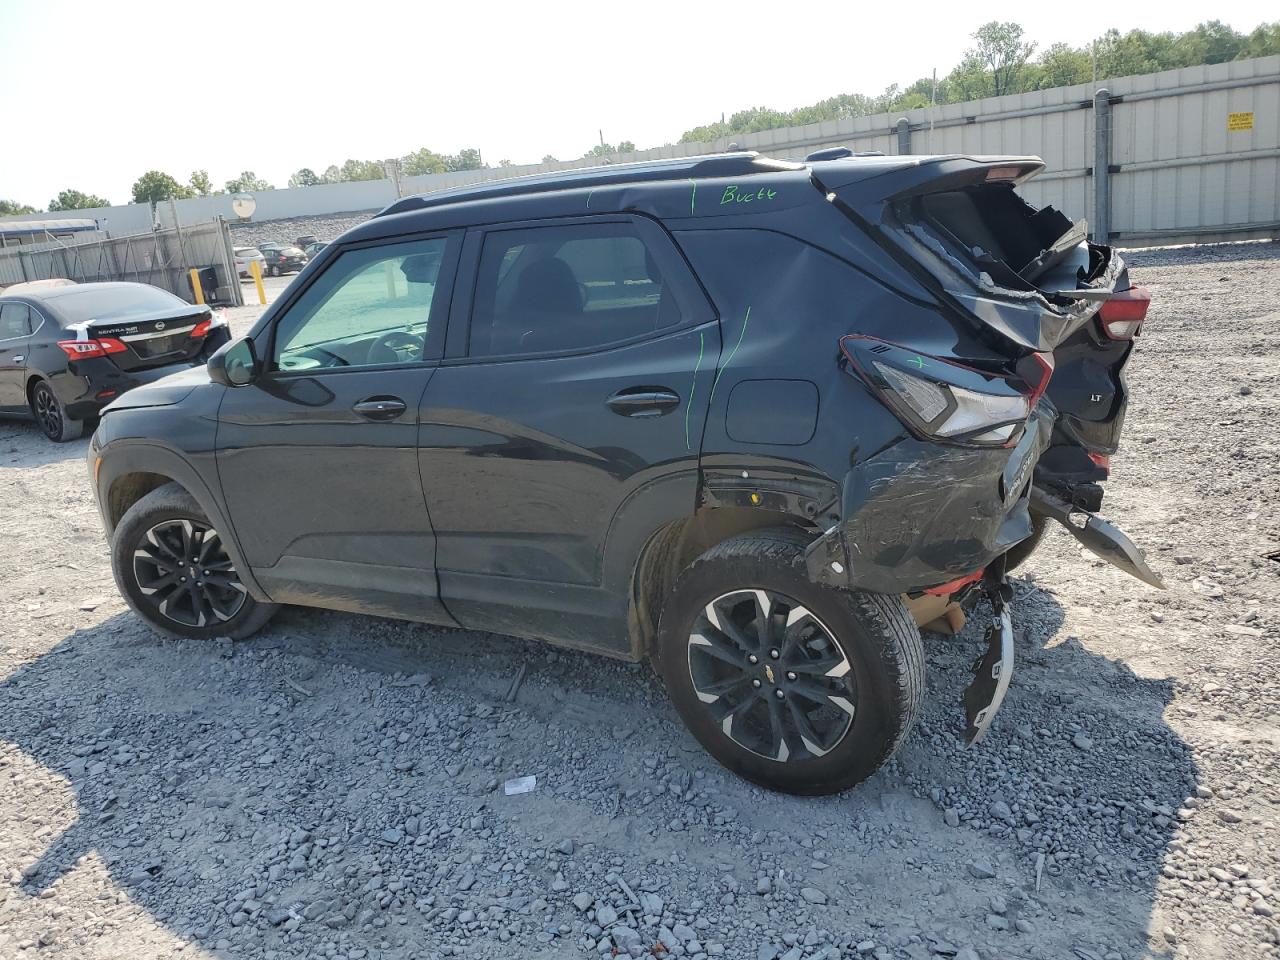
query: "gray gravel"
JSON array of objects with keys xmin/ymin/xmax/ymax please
[
  {"xmin": 1, "ymin": 241, "xmax": 1278, "ymax": 959},
  {"xmin": 230, "ymin": 214, "xmax": 375, "ymax": 250}
]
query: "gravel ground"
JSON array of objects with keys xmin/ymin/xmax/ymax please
[
  {"xmin": 1, "ymin": 242, "xmax": 1277, "ymax": 960},
  {"xmin": 230, "ymin": 215, "xmax": 375, "ymax": 251}
]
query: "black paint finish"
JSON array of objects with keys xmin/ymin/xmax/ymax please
[{"xmin": 89, "ymin": 152, "xmax": 1138, "ymax": 659}]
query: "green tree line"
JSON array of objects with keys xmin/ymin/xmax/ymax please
[{"xmin": 679, "ymin": 19, "xmax": 1280, "ymax": 142}]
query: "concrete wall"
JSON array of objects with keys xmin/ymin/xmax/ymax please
[{"xmin": 3, "ymin": 56, "xmax": 1276, "ymax": 245}]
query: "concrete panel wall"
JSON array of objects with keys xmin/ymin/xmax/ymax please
[{"xmin": 1108, "ymin": 56, "xmax": 1280, "ymax": 238}]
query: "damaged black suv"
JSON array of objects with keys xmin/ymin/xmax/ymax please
[{"xmin": 88, "ymin": 151, "xmax": 1160, "ymax": 794}]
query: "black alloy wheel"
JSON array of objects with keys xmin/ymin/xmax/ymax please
[
  {"xmin": 30, "ymin": 380, "xmax": 84, "ymax": 442},
  {"xmin": 688, "ymin": 589, "xmax": 857, "ymax": 762},
  {"xmin": 111, "ymin": 483, "xmax": 278, "ymax": 641},
  {"xmin": 657, "ymin": 528, "xmax": 923, "ymax": 795},
  {"xmin": 132, "ymin": 518, "xmax": 247, "ymax": 628}
]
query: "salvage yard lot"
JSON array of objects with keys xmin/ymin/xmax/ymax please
[{"xmin": 1, "ymin": 243, "xmax": 1278, "ymax": 960}]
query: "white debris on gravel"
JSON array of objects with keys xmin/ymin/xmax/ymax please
[{"xmin": 0, "ymin": 243, "xmax": 1278, "ymax": 960}]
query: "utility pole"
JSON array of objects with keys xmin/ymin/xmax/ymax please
[{"xmin": 929, "ymin": 68, "xmax": 938, "ymax": 152}]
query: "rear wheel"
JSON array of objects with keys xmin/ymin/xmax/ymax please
[
  {"xmin": 111, "ymin": 483, "xmax": 277, "ymax": 641},
  {"xmin": 657, "ymin": 528, "xmax": 924, "ymax": 795},
  {"xmin": 30, "ymin": 380, "xmax": 85, "ymax": 442}
]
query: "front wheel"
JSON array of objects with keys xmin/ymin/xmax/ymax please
[
  {"xmin": 111, "ymin": 483, "xmax": 278, "ymax": 641},
  {"xmin": 656, "ymin": 528, "xmax": 924, "ymax": 795}
]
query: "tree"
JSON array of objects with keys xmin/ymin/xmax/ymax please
[
  {"xmin": 1239, "ymin": 21, "xmax": 1280, "ymax": 58},
  {"xmin": 1176, "ymin": 20, "xmax": 1244, "ymax": 65},
  {"xmin": 497, "ymin": 159, "xmax": 515, "ymax": 167},
  {"xmin": 401, "ymin": 147, "xmax": 448, "ymax": 176},
  {"xmin": 969, "ymin": 21, "xmax": 1037, "ymax": 96},
  {"xmin": 0, "ymin": 199, "xmax": 38, "ymax": 216},
  {"xmin": 944, "ymin": 52, "xmax": 994, "ymax": 101},
  {"xmin": 541, "ymin": 154, "xmax": 559, "ymax": 164},
  {"xmin": 337, "ymin": 159, "xmax": 384, "ymax": 182},
  {"xmin": 224, "ymin": 171, "xmax": 273, "ymax": 193},
  {"xmin": 188, "ymin": 170, "xmax": 214, "ymax": 196},
  {"xmin": 1033, "ymin": 42, "xmax": 1093, "ymax": 88},
  {"xmin": 131, "ymin": 171, "xmax": 191, "ymax": 205},
  {"xmin": 48, "ymin": 189, "xmax": 109, "ymax": 211},
  {"xmin": 321, "ymin": 165, "xmax": 342, "ymax": 184},
  {"xmin": 445, "ymin": 149, "xmax": 485, "ymax": 172},
  {"xmin": 288, "ymin": 168, "xmax": 322, "ymax": 188},
  {"xmin": 583, "ymin": 140, "xmax": 638, "ymax": 158}
]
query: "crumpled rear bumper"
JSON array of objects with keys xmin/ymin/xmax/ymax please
[{"xmin": 805, "ymin": 411, "xmax": 1047, "ymax": 594}]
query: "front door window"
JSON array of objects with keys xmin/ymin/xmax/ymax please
[{"xmin": 271, "ymin": 237, "xmax": 448, "ymax": 372}]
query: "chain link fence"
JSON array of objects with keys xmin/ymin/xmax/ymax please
[{"xmin": 0, "ymin": 219, "xmax": 243, "ymax": 306}]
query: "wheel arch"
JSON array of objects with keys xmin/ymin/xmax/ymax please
[
  {"xmin": 96, "ymin": 441, "xmax": 270, "ymax": 602},
  {"xmin": 25, "ymin": 371, "xmax": 47, "ymax": 407},
  {"xmin": 626, "ymin": 507, "xmax": 817, "ymax": 662}
]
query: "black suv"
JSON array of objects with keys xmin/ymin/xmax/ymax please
[{"xmin": 89, "ymin": 152, "xmax": 1156, "ymax": 794}]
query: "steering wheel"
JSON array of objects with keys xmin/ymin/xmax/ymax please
[{"xmin": 368, "ymin": 330, "xmax": 423, "ymax": 365}]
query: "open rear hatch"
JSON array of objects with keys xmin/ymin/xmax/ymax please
[{"xmin": 814, "ymin": 155, "xmax": 1123, "ymax": 353}]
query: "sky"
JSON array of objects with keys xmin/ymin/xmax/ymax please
[{"xmin": 1, "ymin": 0, "xmax": 1274, "ymax": 208}]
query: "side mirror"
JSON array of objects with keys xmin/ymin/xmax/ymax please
[{"xmin": 208, "ymin": 337, "xmax": 259, "ymax": 387}]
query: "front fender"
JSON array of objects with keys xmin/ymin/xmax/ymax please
[{"xmin": 92, "ymin": 439, "xmax": 269, "ymax": 603}]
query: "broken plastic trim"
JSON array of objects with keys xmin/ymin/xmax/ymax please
[
  {"xmin": 963, "ymin": 565, "xmax": 1015, "ymax": 746},
  {"xmin": 1031, "ymin": 485, "xmax": 1165, "ymax": 588}
]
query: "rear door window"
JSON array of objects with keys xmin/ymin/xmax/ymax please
[
  {"xmin": 468, "ymin": 220, "xmax": 686, "ymax": 358},
  {"xmin": 0, "ymin": 303, "xmax": 33, "ymax": 339}
]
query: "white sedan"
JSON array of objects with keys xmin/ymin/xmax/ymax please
[{"xmin": 233, "ymin": 247, "xmax": 267, "ymax": 279}]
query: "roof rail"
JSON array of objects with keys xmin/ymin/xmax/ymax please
[
  {"xmin": 804, "ymin": 147, "xmax": 885, "ymax": 161},
  {"xmin": 377, "ymin": 152, "xmax": 805, "ymax": 217}
]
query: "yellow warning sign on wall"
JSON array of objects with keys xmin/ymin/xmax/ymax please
[{"xmin": 1228, "ymin": 112, "xmax": 1255, "ymax": 132}]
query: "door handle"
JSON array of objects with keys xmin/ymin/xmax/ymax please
[
  {"xmin": 606, "ymin": 387, "xmax": 681, "ymax": 418},
  {"xmin": 353, "ymin": 396, "xmax": 407, "ymax": 421}
]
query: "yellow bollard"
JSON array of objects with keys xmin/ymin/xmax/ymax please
[
  {"xmin": 249, "ymin": 259, "xmax": 266, "ymax": 306},
  {"xmin": 189, "ymin": 268, "xmax": 205, "ymax": 305}
]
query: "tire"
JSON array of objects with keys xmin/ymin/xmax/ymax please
[
  {"xmin": 29, "ymin": 379, "xmax": 85, "ymax": 442},
  {"xmin": 111, "ymin": 483, "xmax": 278, "ymax": 641},
  {"xmin": 656, "ymin": 528, "xmax": 924, "ymax": 795},
  {"xmin": 1004, "ymin": 511, "xmax": 1049, "ymax": 573}
]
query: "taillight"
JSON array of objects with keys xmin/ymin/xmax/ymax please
[
  {"xmin": 191, "ymin": 309, "xmax": 226, "ymax": 338},
  {"xmin": 1098, "ymin": 286, "xmax": 1151, "ymax": 340},
  {"xmin": 841, "ymin": 335, "xmax": 1038, "ymax": 448},
  {"xmin": 58, "ymin": 338, "xmax": 127, "ymax": 360}
]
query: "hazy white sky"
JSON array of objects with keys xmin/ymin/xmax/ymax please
[{"xmin": 1, "ymin": 0, "xmax": 1274, "ymax": 207}]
